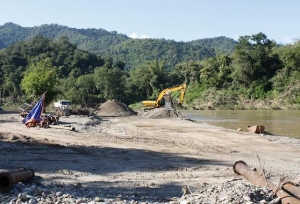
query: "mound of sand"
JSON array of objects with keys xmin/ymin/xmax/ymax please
[
  {"xmin": 139, "ymin": 108, "xmax": 186, "ymax": 119},
  {"xmin": 95, "ymin": 100, "xmax": 137, "ymax": 117}
]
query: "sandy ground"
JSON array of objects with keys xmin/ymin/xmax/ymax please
[{"xmin": 0, "ymin": 112, "xmax": 300, "ymax": 201}]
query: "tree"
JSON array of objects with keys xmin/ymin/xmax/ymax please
[
  {"xmin": 0, "ymin": 65, "xmax": 24, "ymax": 100},
  {"xmin": 270, "ymin": 40, "xmax": 300, "ymax": 94},
  {"xmin": 128, "ymin": 64, "xmax": 152, "ymax": 100},
  {"xmin": 67, "ymin": 74, "xmax": 95, "ymax": 106},
  {"xmin": 172, "ymin": 61, "xmax": 201, "ymax": 84},
  {"xmin": 93, "ymin": 63, "xmax": 128, "ymax": 102},
  {"xmin": 146, "ymin": 60, "xmax": 168, "ymax": 98},
  {"xmin": 21, "ymin": 58, "xmax": 59, "ymax": 102},
  {"xmin": 231, "ymin": 32, "xmax": 280, "ymax": 91}
]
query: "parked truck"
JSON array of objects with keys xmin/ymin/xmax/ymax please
[{"xmin": 53, "ymin": 100, "xmax": 72, "ymax": 110}]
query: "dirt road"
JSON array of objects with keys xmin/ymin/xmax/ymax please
[{"xmin": 0, "ymin": 113, "xmax": 300, "ymax": 201}]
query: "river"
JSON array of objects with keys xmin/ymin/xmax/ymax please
[{"xmin": 181, "ymin": 110, "xmax": 300, "ymax": 139}]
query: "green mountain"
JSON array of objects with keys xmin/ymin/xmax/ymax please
[
  {"xmin": 189, "ymin": 36, "xmax": 237, "ymax": 55},
  {"xmin": 0, "ymin": 22, "xmax": 237, "ymax": 69}
]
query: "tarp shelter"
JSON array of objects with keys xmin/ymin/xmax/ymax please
[{"xmin": 22, "ymin": 93, "xmax": 45, "ymax": 127}]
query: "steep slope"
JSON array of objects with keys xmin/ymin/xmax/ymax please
[
  {"xmin": 0, "ymin": 23, "xmax": 237, "ymax": 69},
  {"xmin": 0, "ymin": 22, "xmax": 129, "ymax": 51}
]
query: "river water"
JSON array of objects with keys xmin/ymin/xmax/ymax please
[{"xmin": 181, "ymin": 110, "xmax": 300, "ymax": 139}]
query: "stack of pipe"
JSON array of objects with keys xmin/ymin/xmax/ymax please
[{"xmin": 233, "ymin": 161, "xmax": 300, "ymax": 204}]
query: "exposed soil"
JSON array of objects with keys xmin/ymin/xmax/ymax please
[{"xmin": 0, "ymin": 103, "xmax": 300, "ymax": 203}]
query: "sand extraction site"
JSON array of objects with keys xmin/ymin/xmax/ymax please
[{"xmin": 0, "ymin": 100, "xmax": 300, "ymax": 203}]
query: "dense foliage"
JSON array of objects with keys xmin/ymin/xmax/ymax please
[
  {"xmin": 0, "ymin": 22, "xmax": 299, "ymax": 110},
  {"xmin": 0, "ymin": 23, "xmax": 235, "ymax": 70},
  {"xmin": 0, "ymin": 35, "xmax": 104, "ymax": 105},
  {"xmin": 189, "ymin": 36, "xmax": 237, "ymax": 56}
]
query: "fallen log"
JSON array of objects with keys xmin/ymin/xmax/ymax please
[
  {"xmin": 49, "ymin": 125, "xmax": 75, "ymax": 131},
  {"xmin": 0, "ymin": 168, "xmax": 34, "ymax": 191},
  {"xmin": 233, "ymin": 160, "xmax": 300, "ymax": 204}
]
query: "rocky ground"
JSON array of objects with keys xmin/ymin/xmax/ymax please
[{"xmin": 0, "ymin": 101, "xmax": 300, "ymax": 203}]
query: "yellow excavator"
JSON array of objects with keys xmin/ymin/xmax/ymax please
[{"xmin": 142, "ymin": 83, "xmax": 187, "ymax": 111}]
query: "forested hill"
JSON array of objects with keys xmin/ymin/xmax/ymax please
[
  {"xmin": 189, "ymin": 37, "xmax": 237, "ymax": 56},
  {"xmin": 0, "ymin": 22, "xmax": 237, "ymax": 69}
]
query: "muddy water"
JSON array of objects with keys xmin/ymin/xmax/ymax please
[{"xmin": 182, "ymin": 110, "xmax": 300, "ymax": 139}]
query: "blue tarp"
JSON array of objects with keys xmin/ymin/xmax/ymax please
[{"xmin": 22, "ymin": 93, "xmax": 45, "ymax": 124}]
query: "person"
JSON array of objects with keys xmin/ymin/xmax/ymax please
[
  {"xmin": 25, "ymin": 118, "xmax": 37, "ymax": 128},
  {"xmin": 39, "ymin": 116, "xmax": 49, "ymax": 128}
]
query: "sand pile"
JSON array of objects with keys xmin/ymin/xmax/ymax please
[
  {"xmin": 140, "ymin": 108, "xmax": 186, "ymax": 119},
  {"xmin": 95, "ymin": 100, "xmax": 137, "ymax": 117}
]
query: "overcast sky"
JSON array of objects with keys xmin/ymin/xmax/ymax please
[{"xmin": 0, "ymin": 0, "xmax": 299, "ymax": 44}]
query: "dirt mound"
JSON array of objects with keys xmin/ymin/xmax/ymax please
[
  {"xmin": 140, "ymin": 108, "xmax": 186, "ymax": 119},
  {"xmin": 95, "ymin": 100, "xmax": 137, "ymax": 117}
]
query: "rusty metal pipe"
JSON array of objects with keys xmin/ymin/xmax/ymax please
[
  {"xmin": 233, "ymin": 161, "xmax": 276, "ymax": 189},
  {"xmin": 282, "ymin": 182, "xmax": 300, "ymax": 200},
  {"xmin": 233, "ymin": 161, "xmax": 300, "ymax": 204},
  {"xmin": 0, "ymin": 168, "xmax": 34, "ymax": 191}
]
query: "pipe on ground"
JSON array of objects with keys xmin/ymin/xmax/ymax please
[
  {"xmin": 49, "ymin": 125, "xmax": 75, "ymax": 131},
  {"xmin": 282, "ymin": 182, "xmax": 300, "ymax": 200},
  {"xmin": 233, "ymin": 160, "xmax": 300, "ymax": 204},
  {"xmin": 0, "ymin": 168, "xmax": 34, "ymax": 191}
]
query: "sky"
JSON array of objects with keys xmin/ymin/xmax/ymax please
[{"xmin": 0, "ymin": 0, "xmax": 299, "ymax": 44}]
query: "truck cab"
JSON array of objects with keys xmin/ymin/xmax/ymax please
[{"xmin": 54, "ymin": 100, "xmax": 72, "ymax": 109}]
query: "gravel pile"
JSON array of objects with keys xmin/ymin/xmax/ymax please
[
  {"xmin": 52, "ymin": 115, "xmax": 105, "ymax": 134},
  {"xmin": 175, "ymin": 180, "xmax": 277, "ymax": 204},
  {"xmin": 0, "ymin": 179, "xmax": 283, "ymax": 204},
  {"xmin": 95, "ymin": 100, "xmax": 137, "ymax": 117},
  {"xmin": 73, "ymin": 116, "xmax": 103, "ymax": 133}
]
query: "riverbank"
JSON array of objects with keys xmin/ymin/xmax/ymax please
[
  {"xmin": 182, "ymin": 109, "xmax": 300, "ymax": 140},
  {"xmin": 190, "ymin": 95, "xmax": 300, "ymax": 111},
  {"xmin": 0, "ymin": 112, "xmax": 300, "ymax": 203}
]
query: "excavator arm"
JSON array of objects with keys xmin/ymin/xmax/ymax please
[
  {"xmin": 155, "ymin": 83, "xmax": 187, "ymax": 105},
  {"xmin": 178, "ymin": 83, "xmax": 187, "ymax": 105},
  {"xmin": 142, "ymin": 83, "xmax": 187, "ymax": 110}
]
